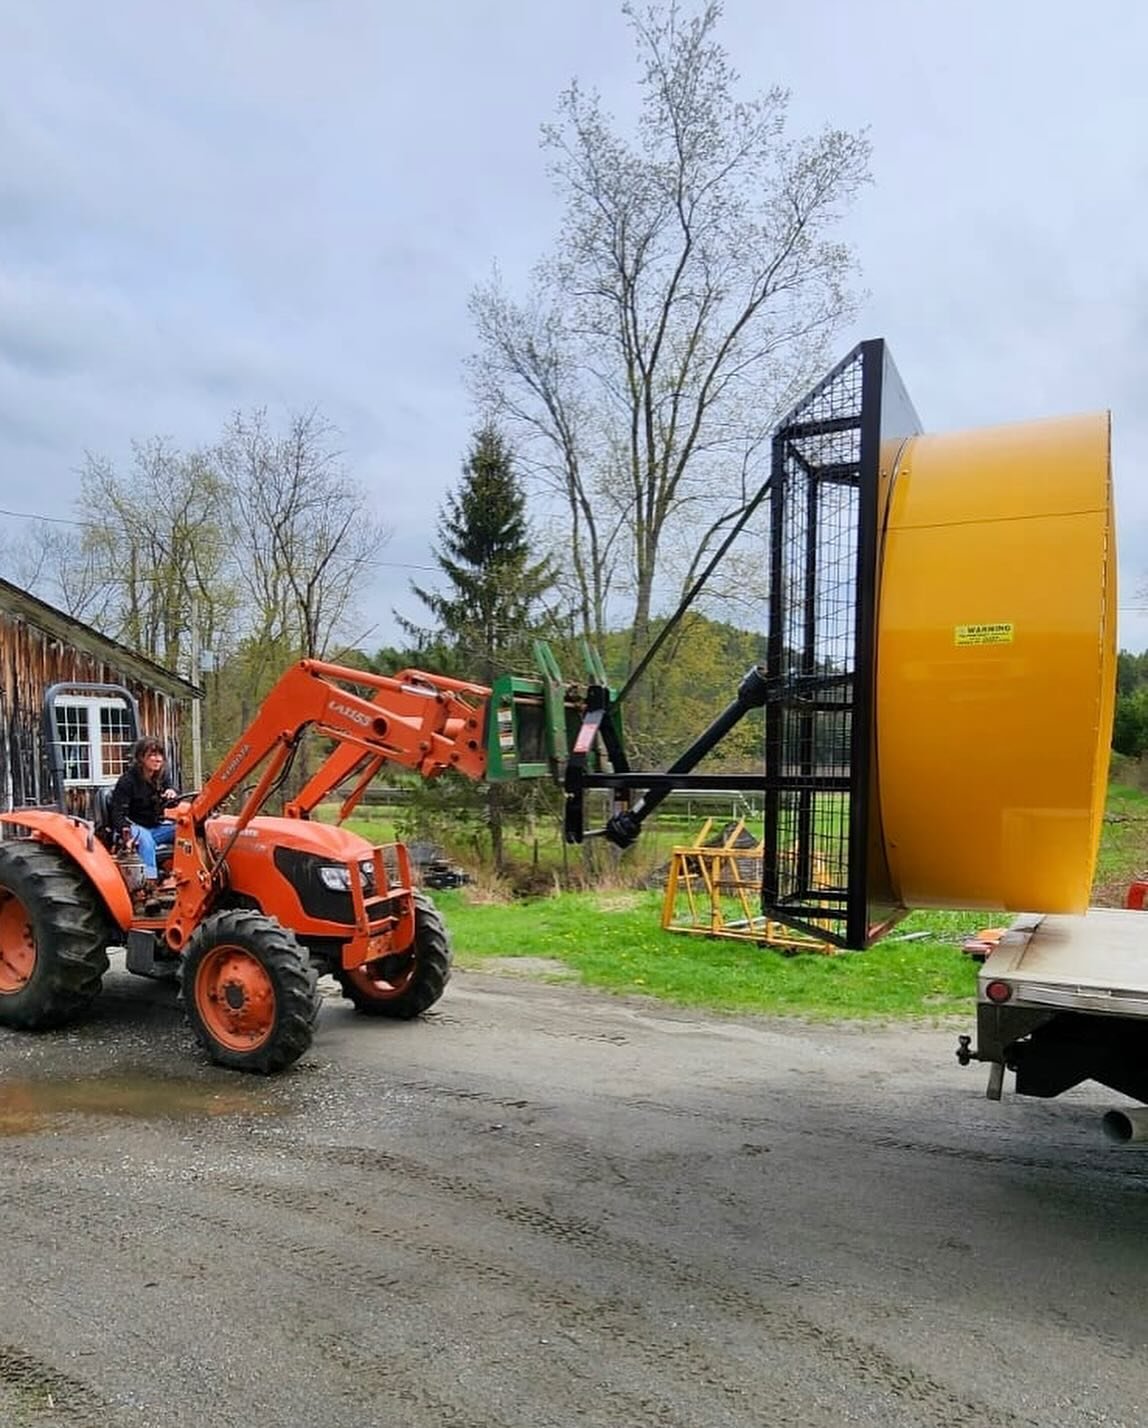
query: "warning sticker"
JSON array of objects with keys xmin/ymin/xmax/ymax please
[{"xmin": 955, "ymin": 622, "xmax": 1014, "ymax": 647}]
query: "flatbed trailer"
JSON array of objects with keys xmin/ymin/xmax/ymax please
[{"xmin": 963, "ymin": 909, "xmax": 1148, "ymax": 1116}]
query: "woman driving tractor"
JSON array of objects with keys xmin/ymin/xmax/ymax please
[{"xmin": 108, "ymin": 736, "xmax": 179, "ymax": 882}]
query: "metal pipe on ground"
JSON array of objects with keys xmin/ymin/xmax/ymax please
[{"xmin": 1101, "ymin": 1107, "xmax": 1148, "ymax": 1143}]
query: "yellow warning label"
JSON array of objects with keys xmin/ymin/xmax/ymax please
[{"xmin": 955, "ymin": 622, "xmax": 1014, "ymax": 647}]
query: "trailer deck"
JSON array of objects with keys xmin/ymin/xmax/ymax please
[{"xmin": 982, "ymin": 910, "xmax": 1148, "ymax": 1016}]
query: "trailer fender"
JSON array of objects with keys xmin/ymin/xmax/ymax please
[{"xmin": 0, "ymin": 811, "xmax": 134, "ymax": 930}]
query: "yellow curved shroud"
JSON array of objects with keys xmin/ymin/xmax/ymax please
[{"xmin": 876, "ymin": 412, "xmax": 1115, "ymax": 913}]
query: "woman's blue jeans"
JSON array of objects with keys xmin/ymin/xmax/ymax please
[{"xmin": 130, "ymin": 821, "xmax": 175, "ymax": 879}]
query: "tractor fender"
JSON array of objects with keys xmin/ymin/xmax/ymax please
[{"xmin": 0, "ymin": 810, "xmax": 134, "ymax": 929}]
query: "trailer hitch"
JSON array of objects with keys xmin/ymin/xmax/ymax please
[{"xmin": 956, "ymin": 1035, "xmax": 1005, "ymax": 1100}]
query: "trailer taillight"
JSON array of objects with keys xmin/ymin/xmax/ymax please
[{"xmin": 985, "ymin": 979, "xmax": 1013, "ymax": 1004}]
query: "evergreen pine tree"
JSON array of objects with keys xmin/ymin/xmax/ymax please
[
  {"xmin": 403, "ymin": 423, "xmax": 552, "ymax": 683},
  {"xmin": 400, "ymin": 423, "xmax": 554, "ymax": 869}
]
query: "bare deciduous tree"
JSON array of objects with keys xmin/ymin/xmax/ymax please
[
  {"xmin": 469, "ymin": 293, "xmax": 623, "ymax": 647},
  {"xmin": 0, "ymin": 520, "xmax": 101, "ymax": 618},
  {"xmin": 215, "ymin": 407, "xmax": 391, "ymax": 672},
  {"xmin": 76, "ymin": 439, "xmax": 237, "ymax": 671},
  {"xmin": 471, "ymin": 0, "xmax": 870, "ymax": 717},
  {"xmin": 7, "ymin": 409, "xmax": 390, "ymax": 782}
]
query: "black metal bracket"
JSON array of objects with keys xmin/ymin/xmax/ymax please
[{"xmin": 564, "ymin": 666, "xmax": 772, "ymax": 848}]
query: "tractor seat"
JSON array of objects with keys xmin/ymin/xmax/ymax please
[{"xmin": 92, "ymin": 786, "xmax": 115, "ymax": 843}]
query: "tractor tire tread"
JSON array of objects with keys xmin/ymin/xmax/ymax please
[
  {"xmin": 335, "ymin": 889, "xmax": 452, "ymax": 1020},
  {"xmin": 179, "ymin": 909, "xmax": 319, "ymax": 1074},
  {"xmin": 0, "ymin": 841, "xmax": 112, "ymax": 1029}
]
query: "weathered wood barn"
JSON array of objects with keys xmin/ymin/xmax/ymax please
[{"xmin": 0, "ymin": 579, "xmax": 200, "ymax": 817}]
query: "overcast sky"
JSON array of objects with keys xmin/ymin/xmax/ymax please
[{"xmin": 2, "ymin": 0, "xmax": 1146, "ymax": 654}]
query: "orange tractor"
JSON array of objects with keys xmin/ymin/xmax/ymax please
[
  {"xmin": 0, "ymin": 659, "xmax": 560, "ymax": 1072},
  {"xmin": 0, "ymin": 640, "xmax": 766, "ymax": 1075}
]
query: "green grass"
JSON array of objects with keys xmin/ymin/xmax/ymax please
[
  {"xmin": 434, "ymin": 889, "xmax": 985, "ymax": 1020},
  {"xmin": 1093, "ymin": 783, "xmax": 1148, "ymax": 897},
  {"xmin": 336, "ymin": 810, "xmax": 400, "ymax": 844}
]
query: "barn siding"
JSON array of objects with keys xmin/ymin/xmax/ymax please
[{"xmin": 0, "ymin": 608, "xmax": 188, "ymax": 815}]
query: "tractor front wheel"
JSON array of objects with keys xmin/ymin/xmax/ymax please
[
  {"xmin": 180, "ymin": 910, "xmax": 319, "ymax": 1073},
  {"xmin": 0, "ymin": 841, "xmax": 111, "ymax": 1029},
  {"xmin": 335, "ymin": 890, "xmax": 452, "ymax": 1020}
]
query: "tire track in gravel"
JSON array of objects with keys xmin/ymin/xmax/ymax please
[
  {"xmin": 398, "ymin": 1079, "xmax": 543, "ymax": 1113},
  {"xmin": 616, "ymin": 1094, "xmax": 1148, "ymax": 1184},
  {"xmin": 2, "ymin": 982, "xmax": 1140, "ymax": 1427},
  {"xmin": 115, "ymin": 1184, "xmax": 751, "ymax": 1428},
  {"xmin": 2, "ymin": 1124, "xmax": 1126, "ymax": 1425},
  {"xmin": 309, "ymin": 1323, "xmax": 782, "ymax": 1428},
  {"xmin": 141, "ymin": 1179, "xmax": 817, "ymax": 1426},
  {"xmin": 191, "ymin": 1143, "xmax": 1036, "ymax": 1428},
  {"xmin": 307, "ymin": 1333, "xmax": 527, "ymax": 1428},
  {"xmin": 0, "ymin": 1344, "xmax": 117, "ymax": 1426},
  {"xmin": 3, "ymin": 1177, "xmax": 410, "ymax": 1302},
  {"xmin": 21, "ymin": 1138, "xmax": 831, "ymax": 1428},
  {"xmin": 347, "ymin": 1091, "xmax": 1148, "ymax": 1377},
  {"xmin": 0, "ymin": 1185, "xmax": 417, "ymax": 1428},
  {"xmin": 302, "ymin": 1065, "xmax": 1146, "ymax": 1188}
]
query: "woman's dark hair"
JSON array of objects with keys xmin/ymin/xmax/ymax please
[{"xmin": 131, "ymin": 737, "xmax": 165, "ymax": 765}]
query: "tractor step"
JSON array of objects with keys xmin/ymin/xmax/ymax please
[{"xmin": 125, "ymin": 928, "xmax": 180, "ymax": 980}]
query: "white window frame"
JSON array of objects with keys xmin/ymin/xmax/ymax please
[{"xmin": 53, "ymin": 696, "xmax": 136, "ymax": 787}]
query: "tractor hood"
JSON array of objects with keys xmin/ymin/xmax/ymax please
[{"xmin": 205, "ymin": 816, "xmax": 376, "ymax": 861}]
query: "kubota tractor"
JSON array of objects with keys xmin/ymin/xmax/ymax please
[{"xmin": 0, "ymin": 659, "xmax": 563, "ymax": 1073}]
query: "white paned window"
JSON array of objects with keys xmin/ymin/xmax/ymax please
[{"xmin": 54, "ymin": 698, "xmax": 136, "ymax": 786}]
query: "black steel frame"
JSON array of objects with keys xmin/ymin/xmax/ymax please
[
  {"xmin": 41, "ymin": 681, "xmax": 141, "ymax": 814},
  {"xmin": 761, "ymin": 340, "xmax": 888, "ymax": 948},
  {"xmin": 561, "ymin": 338, "xmax": 920, "ymax": 952}
]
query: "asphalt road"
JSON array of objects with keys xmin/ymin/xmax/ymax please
[{"xmin": 0, "ymin": 956, "xmax": 1146, "ymax": 1428}]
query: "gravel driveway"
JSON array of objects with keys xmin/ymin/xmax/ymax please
[{"xmin": 0, "ymin": 957, "xmax": 1144, "ymax": 1427}]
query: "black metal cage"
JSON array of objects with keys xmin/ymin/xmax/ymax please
[{"xmin": 762, "ymin": 339, "xmax": 921, "ymax": 949}]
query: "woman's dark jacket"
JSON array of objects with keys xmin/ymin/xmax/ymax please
[{"xmin": 108, "ymin": 766, "xmax": 171, "ymax": 832}]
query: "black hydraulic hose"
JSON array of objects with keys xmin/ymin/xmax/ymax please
[{"xmin": 614, "ymin": 476, "xmax": 773, "ymax": 708}]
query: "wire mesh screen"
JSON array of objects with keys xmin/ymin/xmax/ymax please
[{"xmin": 762, "ymin": 343, "xmax": 881, "ymax": 948}]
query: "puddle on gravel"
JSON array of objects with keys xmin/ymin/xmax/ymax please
[{"xmin": 0, "ymin": 1072, "xmax": 282, "ymax": 1136}]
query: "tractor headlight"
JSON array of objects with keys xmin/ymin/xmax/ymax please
[{"xmin": 317, "ymin": 860, "xmax": 376, "ymax": 894}]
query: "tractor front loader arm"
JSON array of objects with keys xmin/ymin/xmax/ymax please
[
  {"xmin": 283, "ymin": 666, "xmax": 492, "ymax": 819},
  {"xmin": 282, "ymin": 644, "xmax": 604, "ymax": 826},
  {"xmin": 161, "ymin": 650, "xmax": 618, "ymax": 953},
  {"xmin": 164, "ymin": 661, "xmax": 492, "ymax": 951}
]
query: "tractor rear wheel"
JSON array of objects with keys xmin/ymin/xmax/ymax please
[
  {"xmin": 0, "ymin": 841, "xmax": 111, "ymax": 1029},
  {"xmin": 179, "ymin": 910, "xmax": 319, "ymax": 1073},
  {"xmin": 335, "ymin": 890, "xmax": 452, "ymax": 1020}
]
